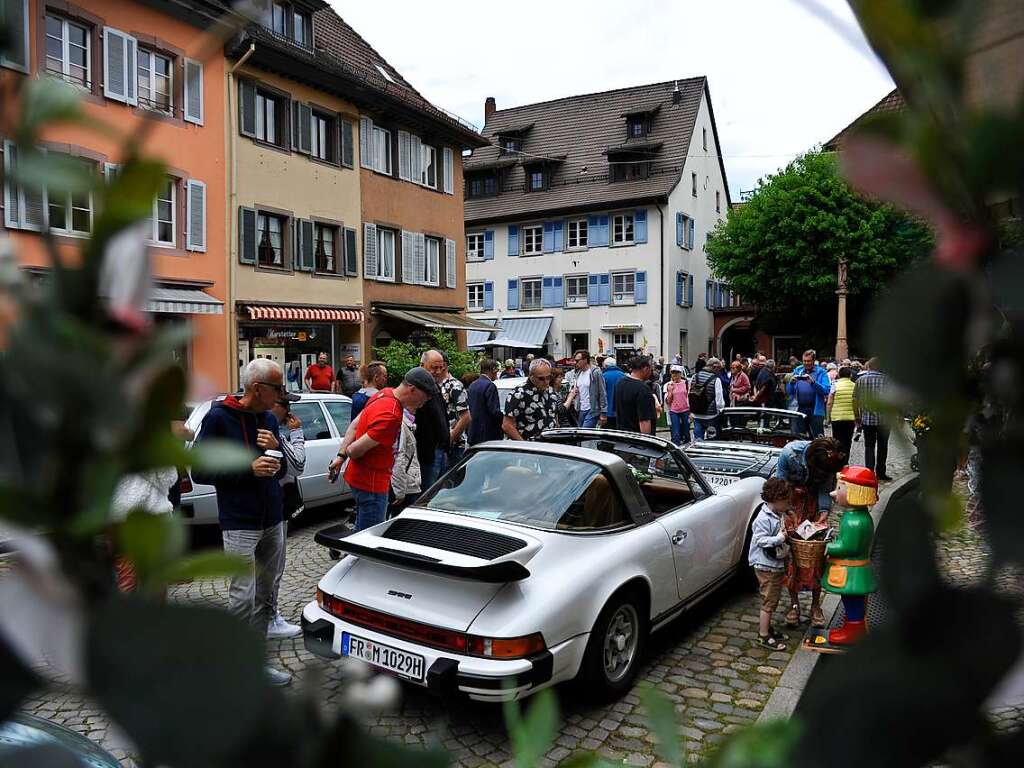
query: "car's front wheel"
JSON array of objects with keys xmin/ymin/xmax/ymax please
[{"xmin": 578, "ymin": 592, "xmax": 646, "ymax": 700}]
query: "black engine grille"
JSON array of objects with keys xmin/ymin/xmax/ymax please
[{"xmin": 382, "ymin": 518, "xmax": 527, "ymax": 561}]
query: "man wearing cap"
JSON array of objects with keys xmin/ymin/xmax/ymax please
[
  {"xmin": 499, "ymin": 358, "xmax": 522, "ymax": 379},
  {"xmin": 329, "ymin": 367, "xmax": 436, "ymax": 531}
]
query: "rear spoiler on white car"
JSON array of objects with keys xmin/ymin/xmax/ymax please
[{"xmin": 314, "ymin": 517, "xmax": 540, "ymax": 583}]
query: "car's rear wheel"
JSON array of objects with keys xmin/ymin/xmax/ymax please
[{"xmin": 578, "ymin": 592, "xmax": 646, "ymax": 700}]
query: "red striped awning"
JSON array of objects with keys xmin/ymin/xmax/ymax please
[{"xmin": 245, "ymin": 305, "xmax": 364, "ymax": 323}]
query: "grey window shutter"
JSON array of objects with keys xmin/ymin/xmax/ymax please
[
  {"xmin": 0, "ymin": 0, "xmax": 30, "ymax": 73},
  {"xmin": 239, "ymin": 207, "xmax": 257, "ymax": 264},
  {"xmin": 401, "ymin": 230, "xmax": 416, "ymax": 284},
  {"xmin": 445, "ymin": 238, "xmax": 456, "ymax": 288},
  {"xmin": 183, "ymin": 59, "xmax": 204, "ymax": 125},
  {"xmin": 239, "ymin": 80, "xmax": 256, "ymax": 137},
  {"xmin": 103, "ymin": 28, "xmax": 137, "ymax": 105},
  {"xmin": 293, "ymin": 102, "xmax": 311, "ymax": 154},
  {"xmin": 186, "ymin": 179, "xmax": 206, "ymax": 252},
  {"xmin": 341, "ymin": 119, "xmax": 354, "ymax": 167},
  {"xmin": 298, "ymin": 219, "xmax": 314, "ymax": 271},
  {"xmin": 443, "ymin": 147, "xmax": 454, "ymax": 194},
  {"xmin": 363, "ymin": 222, "xmax": 378, "ymax": 277},
  {"xmin": 3, "ymin": 140, "xmax": 19, "ymax": 228},
  {"xmin": 359, "ymin": 117, "xmax": 372, "ymax": 169},
  {"xmin": 344, "ymin": 227, "xmax": 357, "ymax": 276}
]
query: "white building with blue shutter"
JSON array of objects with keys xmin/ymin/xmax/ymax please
[{"xmin": 464, "ymin": 78, "xmax": 730, "ymax": 364}]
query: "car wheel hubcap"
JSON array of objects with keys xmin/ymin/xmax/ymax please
[{"xmin": 603, "ymin": 604, "xmax": 639, "ymax": 683}]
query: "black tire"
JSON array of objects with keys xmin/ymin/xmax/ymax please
[{"xmin": 578, "ymin": 591, "xmax": 647, "ymax": 701}]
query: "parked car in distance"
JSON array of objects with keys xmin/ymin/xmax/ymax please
[
  {"xmin": 493, "ymin": 376, "xmax": 526, "ymax": 411},
  {"xmin": 179, "ymin": 393, "xmax": 353, "ymax": 526}
]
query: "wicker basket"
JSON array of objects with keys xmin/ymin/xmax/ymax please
[{"xmin": 788, "ymin": 536, "xmax": 827, "ymax": 570}]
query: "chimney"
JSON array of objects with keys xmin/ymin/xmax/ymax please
[
  {"xmin": 672, "ymin": 80, "xmax": 681, "ymax": 104},
  {"xmin": 484, "ymin": 97, "xmax": 496, "ymax": 124}
]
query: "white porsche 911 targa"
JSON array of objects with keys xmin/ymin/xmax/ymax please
[{"xmin": 301, "ymin": 429, "xmax": 765, "ymax": 702}]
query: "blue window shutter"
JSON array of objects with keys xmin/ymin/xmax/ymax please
[
  {"xmin": 687, "ymin": 274, "xmax": 694, "ymax": 306},
  {"xmin": 543, "ymin": 221, "xmax": 554, "ymax": 253},
  {"xmin": 542, "ymin": 276, "xmax": 554, "ymax": 307},
  {"xmin": 705, "ymin": 279, "xmax": 712, "ymax": 309},
  {"xmin": 484, "ymin": 281, "xmax": 494, "ymax": 310},
  {"xmin": 553, "ymin": 276, "xmax": 563, "ymax": 304},
  {"xmin": 507, "ymin": 278, "xmax": 519, "ymax": 309},
  {"xmin": 507, "ymin": 225, "xmax": 519, "ymax": 257},
  {"xmin": 588, "ymin": 274, "xmax": 600, "ymax": 304},
  {"xmin": 597, "ymin": 215, "xmax": 609, "ymax": 246},
  {"xmin": 635, "ymin": 210, "xmax": 647, "ymax": 243},
  {"xmin": 636, "ymin": 271, "xmax": 647, "ymax": 303},
  {"xmin": 553, "ymin": 220, "xmax": 564, "ymax": 251},
  {"xmin": 599, "ymin": 273, "xmax": 610, "ymax": 305},
  {"xmin": 483, "ymin": 230, "xmax": 494, "ymax": 260},
  {"xmin": 675, "ymin": 272, "xmax": 683, "ymax": 306},
  {"xmin": 689, "ymin": 218, "xmax": 695, "ymax": 249},
  {"xmin": 676, "ymin": 213, "xmax": 683, "ymax": 247}
]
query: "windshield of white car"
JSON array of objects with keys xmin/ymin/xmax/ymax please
[{"xmin": 421, "ymin": 450, "xmax": 629, "ymax": 531}]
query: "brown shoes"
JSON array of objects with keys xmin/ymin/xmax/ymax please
[{"xmin": 811, "ymin": 606, "xmax": 826, "ymax": 628}]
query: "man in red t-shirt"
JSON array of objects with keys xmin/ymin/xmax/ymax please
[
  {"xmin": 328, "ymin": 367, "xmax": 437, "ymax": 530},
  {"xmin": 304, "ymin": 352, "xmax": 335, "ymax": 392}
]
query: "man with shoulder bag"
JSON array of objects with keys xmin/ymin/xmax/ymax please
[{"xmin": 690, "ymin": 357, "xmax": 725, "ymax": 440}]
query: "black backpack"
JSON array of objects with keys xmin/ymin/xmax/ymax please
[{"xmin": 688, "ymin": 373, "xmax": 715, "ymax": 416}]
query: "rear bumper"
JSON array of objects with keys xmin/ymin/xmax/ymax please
[{"xmin": 301, "ymin": 602, "xmax": 565, "ymax": 702}]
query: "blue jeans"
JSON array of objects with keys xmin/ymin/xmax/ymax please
[
  {"xmin": 421, "ymin": 447, "xmax": 448, "ymax": 490},
  {"xmin": 669, "ymin": 411, "xmax": 690, "ymax": 445},
  {"xmin": 693, "ymin": 415, "xmax": 718, "ymax": 441},
  {"xmin": 579, "ymin": 408, "xmax": 599, "ymax": 428},
  {"xmin": 448, "ymin": 446, "xmax": 465, "ymax": 467},
  {"xmin": 352, "ymin": 489, "xmax": 388, "ymax": 532}
]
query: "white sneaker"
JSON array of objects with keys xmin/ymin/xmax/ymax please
[
  {"xmin": 267, "ymin": 613, "xmax": 302, "ymax": 640},
  {"xmin": 265, "ymin": 666, "xmax": 292, "ymax": 687}
]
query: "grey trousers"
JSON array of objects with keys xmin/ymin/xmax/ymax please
[{"xmin": 222, "ymin": 523, "xmax": 285, "ymax": 635}]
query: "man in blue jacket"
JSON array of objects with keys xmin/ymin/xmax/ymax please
[
  {"xmin": 602, "ymin": 357, "xmax": 626, "ymax": 430},
  {"xmin": 192, "ymin": 358, "xmax": 291, "ymax": 686},
  {"xmin": 467, "ymin": 358, "xmax": 504, "ymax": 445},
  {"xmin": 787, "ymin": 349, "xmax": 831, "ymax": 437}
]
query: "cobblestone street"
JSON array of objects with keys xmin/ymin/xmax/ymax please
[{"xmin": 13, "ymin": 428, "xmax": 951, "ymax": 768}]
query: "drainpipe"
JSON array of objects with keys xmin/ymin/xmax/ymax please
[
  {"xmin": 655, "ymin": 202, "xmax": 665, "ymax": 358},
  {"xmin": 226, "ymin": 43, "xmax": 255, "ymax": 390}
]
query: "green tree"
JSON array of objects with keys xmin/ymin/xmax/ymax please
[
  {"xmin": 373, "ymin": 330, "xmax": 478, "ymax": 386},
  {"xmin": 705, "ymin": 151, "xmax": 933, "ymax": 313}
]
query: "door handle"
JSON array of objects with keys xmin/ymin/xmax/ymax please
[{"xmin": 672, "ymin": 530, "xmax": 687, "ymax": 545}]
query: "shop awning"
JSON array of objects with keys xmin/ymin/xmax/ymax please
[
  {"xmin": 245, "ymin": 305, "xmax": 364, "ymax": 323},
  {"xmin": 375, "ymin": 307, "xmax": 497, "ymax": 332},
  {"xmin": 148, "ymin": 285, "xmax": 223, "ymax": 315},
  {"xmin": 491, "ymin": 316, "xmax": 552, "ymax": 347},
  {"xmin": 466, "ymin": 318, "xmax": 499, "ymax": 348}
]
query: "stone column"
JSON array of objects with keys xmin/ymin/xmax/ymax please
[{"xmin": 835, "ymin": 257, "xmax": 849, "ymax": 361}]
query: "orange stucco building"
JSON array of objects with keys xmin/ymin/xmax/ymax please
[{"xmin": 1, "ymin": 0, "xmax": 229, "ymax": 393}]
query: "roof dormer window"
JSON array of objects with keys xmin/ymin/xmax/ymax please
[
  {"xmin": 270, "ymin": 2, "xmax": 312, "ymax": 48},
  {"xmin": 499, "ymin": 136, "xmax": 521, "ymax": 154},
  {"xmin": 628, "ymin": 117, "xmax": 647, "ymax": 139}
]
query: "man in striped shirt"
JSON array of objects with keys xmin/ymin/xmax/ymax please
[{"xmin": 854, "ymin": 357, "xmax": 892, "ymax": 482}]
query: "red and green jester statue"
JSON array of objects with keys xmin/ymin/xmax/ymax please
[{"xmin": 819, "ymin": 466, "xmax": 879, "ymax": 646}]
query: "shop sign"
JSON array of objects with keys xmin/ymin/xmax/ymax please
[{"xmin": 259, "ymin": 327, "xmax": 319, "ymax": 341}]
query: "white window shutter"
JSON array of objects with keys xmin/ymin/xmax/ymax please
[
  {"xmin": 363, "ymin": 222, "xmax": 378, "ymax": 278},
  {"xmin": 103, "ymin": 28, "xmax": 138, "ymax": 105},
  {"xmin": 401, "ymin": 230, "xmax": 415, "ymax": 283},
  {"xmin": 359, "ymin": 117, "xmax": 372, "ymax": 169},
  {"xmin": 183, "ymin": 59, "xmax": 204, "ymax": 125},
  {"xmin": 397, "ymin": 130, "xmax": 410, "ymax": 181},
  {"xmin": 186, "ymin": 179, "xmax": 206, "ymax": 252},
  {"xmin": 445, "ymin": 238, "xmax": 456, "ymax": 288},
  {"xmin": 443, "ymin": 147, "xmax": 454, "ymax": 194},
  {"xmin": 409, "ymin": 135, "xmax": 423, "ymax": 185},
  {"xmin": 415, "ymin": 233, "xmax": 426, "ymax": 285}
]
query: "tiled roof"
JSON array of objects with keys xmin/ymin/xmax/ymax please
[
  {"xmin": 464, "ymin": 78, "xmax": 713, "ymax": 224},
  {"xmin": 824, "ymin": 88, "xmax": 905, "ymax": 150}
]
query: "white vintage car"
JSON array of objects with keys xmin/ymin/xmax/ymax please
[{"xmin": 301, "ymin": 428, "xmax": 765, "ymax": 702}]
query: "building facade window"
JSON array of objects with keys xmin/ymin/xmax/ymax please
[
  {"xmin": 257, "ymin": 212, "xmax": 286, "ymax": 267},
  {"xmin": 716, "ymin": 190, "xmax": 721, "ymax": 213},
  {"xmin": 425, "ymin": 237, "xmax": 440, "ymax": 285},
  {"xmin": 692, "ymin": 171, "xmax": 698, "ymax": 196},
  {"xmin": 422, "ymin": 144, "xmax": 436, "ymax": 188},
  {"xmin": 45, "ymin": 14, "xmax": 89, "ymax": 88},
  {"xmin": 137, "ymin": 49, "xmax": 172, "ymax": 114},
  {"xmin": 500, "ymin": 136, "xmax": 521, "ymax": 154},
  {"xmin": 611, "ymin": 271, "xmax": 635, "ymax": 305},
  {"xmin": 527, "ymin": 169, "xmax": 545, "ymax": 192},
  {"xmin": 521, "ymin": 277, "xmax": 542, "ymax": 310},
  {"xmin": 628, "ymin": 117, "xmax": 646, "ymax": 138},
  {"xmin": 373, "ymin": 125, "xmax": 391, "ymax": 174},
  {"xmin": 374, "ymin": 228, "xmax": 395, "ymax": 280},
  {"xmin": 702, "ymin": 127, "xmax": 708, "ymax": 151},
  {"xmin": 271, "ymin": 2, "xmax": 311, "ymax": 47},
  {"xmin": 148, "ymin": 177, "xmax": 175, "ymax": 245},
  {"xmin": 255, "ymin": 91, "xmax": 280, "ymax": 145},
  {"xmin": 466, "ymin": 232, "xmax": 484, "ymax": 260},
  {"xmin": 314, "ymin": 223, "xmax": 336, "ymax": 273},
  {"xmin": 567, "ymin": 218, "xmax": 588, "ymax": 249},
  {"xmin": 611, "ymin": 160, "xmax": 650, "ymax": 182},
  {"xmin": 467, "ymin": 282, "xmax": 484, "ymax": 311},
  {"xmin": 522, "ymin": 224, "xmax": 543, "ymax": 256},
  {"xmin": 293, "ymin": 9, "xmax": 311, "ymax": 46},
  {"xmin": 48, "ymin": 182, "xmax": 92, "ymax": 236},
  {"xmin": 564, "ymin": 275, "xmax": 588, "ymax": 307},
  {"xmin": 612, "ymin": 213, "xmax": 634, "ymax": 245},
  {"xmin": 613, "ymin": 331, "xmax": 635, "ymax": 348},
  {"xmin": 311, "ymin": 111, "xmax": 335, "ymax": 162}
]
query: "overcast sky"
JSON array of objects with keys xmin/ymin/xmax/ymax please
[{"xmin": 328, "ymin": 0, "xmax": 894, "ymax": 197}]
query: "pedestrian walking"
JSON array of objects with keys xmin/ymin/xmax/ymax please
[
  {"xmin": 328, "ymin": 367, "xmax": 436, "ymax": 530},
  {"xmin": 664, "ymin": 365, "xmax": 690, "ymax": 445},
  {"xmin": 748, "ymin": 477, "xmax": 793, "ymax": 650},
  {"xmin": 612, "ymin": 356, "xmax": 657, "ymax": 434},
  {"xmin": 336, "ymin": 354, "xmax": 361, "ymax": 396},
  {"xmin": 827, "ymin": 367, "xmax": 857, "ymax": 459},
  {"xmin": 192, "ymin": 358, "xmax": 291, "ymax": 686},
  {"xmin": 502, "ymin": 358, "xmax": 558, "ymax": 440},
  {"xmin": 467, "ymin": 359, "xmax": 505, "ymax": 445},
  {"xmin": 551, "ymin": 367, "xmax": 579, "ymax": 427},
  {"xmin": 350, "ymin": 360, "xmax": 387, "ymax": 421},
  {"xmin": 439, "ymin": 354, "xmax": 470, "ymax": 467},
  {"xmin": 602, "ymin": 357, "xmax": 625, "ymax": 430},
  {"xmin": 787, "ymin": 349, "xmax": 831, "ymax": 437},
  {"xmin": 690, "ymin": 357, "xmax": 725, "ymax": 440},
  {"xmin": 304, "ymin": 352, "xmax": 335, "ymax": 393},
  {"xmin": 412, "ymin": 350, "xmax": 451, "ymax": 488},
  {"xmin": 266, "ymin": 392, "xmax": 305, "ymax": 641},
  {"xmin": 729, "ymin": 360, "xmax": 752, "ymax": 405},
  {"xmin": 570, "ymin": 350, "xmax": 607, "ymax": 428},
  {"xmin": 854, "ymin": 357, "xmax": 892, "ymax": 481}
]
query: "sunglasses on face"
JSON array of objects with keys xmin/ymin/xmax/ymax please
[{"xmin": 257, "ymin": 381, "xmax": 285, "ymax": 393}]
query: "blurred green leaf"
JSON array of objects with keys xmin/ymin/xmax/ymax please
[
  {"xmin": 505, "ymin": 689, "xmax": 559, "ymax": 768},
  {"xmin": 639, "ymin": 685, "xmax": 683, "ymax": 767},
  {"xmin": 156, "ymin": 550, "xmax": 248, "ymax": 585},
  {"xmin": 18, "ymin": 78, "xmax": 84, "ymax": 132},
  {"xmin": 86, "ymin": 596, "xmax": 279, "ymax": 767},
  {"xmin": 190, "ymin": 439, "xmax": 257, "ymax": 473},
  {"xmin": 93, "ymin": 158, "xmax": 169, "ymax": 232},
  {"xmin": 67, "ymin": 460, "xmax": 121, "ymax": 537},
  {"xmin": 708, "ymin": 718, "xmax": 801, "ymax": 768},
  {"xmin": 12, "ymin": 149, "xmax": 97, "ymax": 196},
  {"xmin": 0, "ymin": 634, "xmax": 40, "ymax": 723},
  {"xmin": 0, "ymin": 485, "xmax": 51, "ymax": 528},
  {"xmin": 115, "ymin": 509, "xmax": 186, "ymax": 588}
]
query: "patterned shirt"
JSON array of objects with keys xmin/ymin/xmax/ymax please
[
  {"xmin": 853, "ymin": 370, "xmax": 888, "ymax": 426},
  {"xmin": 503, "ymin": 380, "xmax": 558, "ymax": 440},
  {"xmin": 440, "ymin": 375, "xmax": 469, "ymax": 448}
]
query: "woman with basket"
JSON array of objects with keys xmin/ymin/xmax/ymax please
[{"xmin": 775, "ymin": 437, "xmax": 847, "ymax": 628}]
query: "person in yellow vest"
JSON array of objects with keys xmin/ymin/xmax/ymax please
[{"xmin": 827, "ymin": 367, "xmax": 857, "ymax": 460}]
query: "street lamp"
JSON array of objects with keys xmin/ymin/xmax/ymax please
[{"xmin": 835, "ymin": 257, "xmax": 849, "ymax": 361}]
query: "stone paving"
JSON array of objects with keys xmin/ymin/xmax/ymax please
[{"xmin": 15, "ymin": 427, "xmax": 917, "ymax": 766}]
